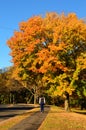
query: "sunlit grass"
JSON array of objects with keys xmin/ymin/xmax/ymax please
[{"xmin": 38, "ymin": 106, "xmax": 86, "ymax": 130}]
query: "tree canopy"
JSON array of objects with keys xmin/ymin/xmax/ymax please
[{"xmin": 7, "ymin": 12, "xmax": 86, "ymax": 100}]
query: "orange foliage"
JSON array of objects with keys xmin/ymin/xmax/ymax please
[{"xmin": 7, "ymin": 12, "xmax": 86, "ymax": 96}]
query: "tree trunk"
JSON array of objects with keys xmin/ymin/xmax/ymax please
[
  {"xmin": 64, "ymin": 92, "xmax": 70, "ymax": 111},
  {"xmin": 64, "ymin": 99, "xmax": 69, "ymax": 111},
  {"xmin": 9, "ymin": 92, "xmax": 12, "ymax": 104},
  {"xmin": 34, "ymin": 93, "xmax": 37, "ymax": 104},
  {"xmin": 13, "ymin": 93, "xmax": 15, "ymax": 104},
  {"xmin": 27, "ymin": 95, "xmax": 33, "ymax": 104}
]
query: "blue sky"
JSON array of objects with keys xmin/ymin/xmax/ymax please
[{"xmin": 0, "ymin": 0, "xmax": 86, "ymax": 69}]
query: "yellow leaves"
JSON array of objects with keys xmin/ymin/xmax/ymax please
[
  {"xmin": 22, "ymin": 16, "xmax": 43, "ymax": 38},
  {"xmin": 48, "ymin": 42, "xmax": 65, "ymax": 52},
  {"xmin": 53, "ymin": 33, "xmax": 59, "ymax": 43},
  {"xmin": 48, "ymin": 84, "xmax": 74, "ymax": 97},
  {"xmin": 53, "ymin": 73, "xmax": 75, "ymax": 96},
  {"xmin": 37, "ymin": 49, "xmax": 64, "ymax": 73},
  {"xmin": 77, "ymin": 53, "xmax": 86, "ymax": 70},
  {"xmin": 19, "ymin": 21, "xmax": 27, "ymax": 31},
  {"xmin": 38, "ymin": 66, "xmax": 48, "ymax": 73},
  {"xmin": 60, "ymin": 13, "xmax": 86, "ymax": 48},
  {"xmin": 26, "ymin": 42, "xmax": 36, "ymax": 53},
  {"xmin": 37, "ymin": 49, "xmax": 49, "ymax": 61},
  {"xmin": 42, "ymin": 75, "xmax": 49, "ymax": 82},
  {"xmin": 48, "ymin": 44, "xmax": 60, "ymax": 52},
  {"xmin": 55, "ymin": 85, "xmax": 74, "ymax": 96},
  {"xmin": 11, "ymin": 66, "xmax": 20, "ymax": 79}
]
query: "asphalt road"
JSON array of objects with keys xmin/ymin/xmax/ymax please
[
  {"xmin": 9, "ymin": 106, "xmax": 50, "ymax": 130},
  {"xmin": 0, "ymin": 104, "xmax": 37, "ymax": 122}
]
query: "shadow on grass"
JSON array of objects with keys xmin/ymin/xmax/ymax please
[
  {"xmin": 73, "ymin": 110, "xmax": 86, "ymax": 115},
  {"xmin": 72, "ymin": 108, "xmax": 86, "ymax": 115}
]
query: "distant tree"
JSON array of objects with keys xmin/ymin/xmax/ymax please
[{"xmin": 0, "ymin": 67, "xmax": 26, "ymax": 104}]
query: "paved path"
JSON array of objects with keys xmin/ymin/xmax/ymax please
[
  {"xmin": 0, "ymin": 104, "xmax": 35, "ymax": 122},
  {"xmin": 9, "ymin": 106, "xmax": 50, "ymax": 130}
]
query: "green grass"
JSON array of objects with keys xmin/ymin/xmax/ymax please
[{"xmin": 38, "ymin": 106, "xmax": 86, "ymax": 130}]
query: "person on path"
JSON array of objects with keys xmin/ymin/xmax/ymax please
[{"xmin": 39, "ymin": 96, "xmax": 45, "ymax": 112}]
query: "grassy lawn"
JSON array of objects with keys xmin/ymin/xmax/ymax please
[{"xmin": 38, "ymin": 106, "xmax": 86, "ymax": 130}]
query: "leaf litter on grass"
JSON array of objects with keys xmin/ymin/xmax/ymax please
[{"xmin": 38, "ymin": 106, "xmax": 86, "ymax": 130}]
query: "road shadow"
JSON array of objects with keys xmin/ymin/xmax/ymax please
[
  {"xmin": 0, "ymin": 105, "xmax": 35, "ymax": 121},
  {"xmin": 0, "ymin": 106, "xmax": 34, "ymax": 111}
]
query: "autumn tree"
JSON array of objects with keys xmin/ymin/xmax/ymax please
[{"xmin": 7, "ymin": 12, "xmax": 86, "ymax": 108}]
